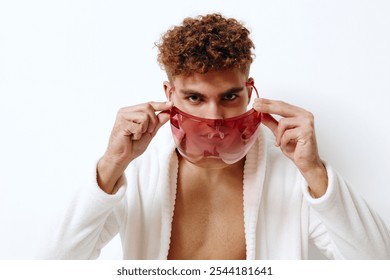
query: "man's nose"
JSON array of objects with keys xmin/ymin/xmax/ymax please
[{"xmin": 206, "ymin": 103, "xmax": 224, "ymax": 119}]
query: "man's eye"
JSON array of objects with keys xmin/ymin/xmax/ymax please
[
  {"xmin": 223, "ymin": 94, "xmax": 238, "ymax": 101},
  {"xmin": 188, "ymin": 95, "xmax": 201, "ymax": 102}
]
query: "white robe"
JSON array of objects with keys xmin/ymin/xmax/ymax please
[{"xmin": 44, "ymin": 125, "xmax": 390, "ymax": 259}]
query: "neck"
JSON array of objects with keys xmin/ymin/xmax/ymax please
[{"xmin": 177, "ymin": 152, "xmax": 245, "ymax": 184}]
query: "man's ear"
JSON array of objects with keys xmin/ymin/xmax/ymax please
[
  {"xmin": 246, "ymin": 77, "xmax": 255, "ymax": 103},
  {"xmin": 163, "ymin": 81, "xmax": 173, "ymax": 101}
]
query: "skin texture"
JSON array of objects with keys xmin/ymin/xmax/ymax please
[{"xmin": 96, "ymin": 69, "xmax": 328, "ymax": 259}]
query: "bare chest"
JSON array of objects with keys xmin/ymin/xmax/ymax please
[{"xmin": 167, "ymin": 170, "xmax": 246, "ymax": 259}]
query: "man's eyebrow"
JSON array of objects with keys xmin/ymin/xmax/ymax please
[
  {"xmin": 179, "ymin": 86, "xmax": 245, "ymax": 96},
  {"xmin": 179, "ymin": 89, "xmax": 206, "ymax": 97},
  {"xmin": 221, "ymin": 86, "xmax": 245, "ymax": 95}
]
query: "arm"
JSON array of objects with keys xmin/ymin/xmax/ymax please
[
  {"xmin": 42, "ymin": 170, "xmax": 128, "ymax": 259},
  {"xmin": 306, "ymin": 163, "xmax": 390, "ymax": 259},
  {"xmin": 43, "ymin": 101, "xmax": 172, "ymax": 259},
  {"xmin": 254, "ymin": 98, "xmax": 390, "ymax": 259}
]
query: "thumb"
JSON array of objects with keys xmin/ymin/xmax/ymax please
[
  {"xmin": 151, "ymin": 110, "xmax": 171, "ymax": 137},
  {"xmin": 261, "ymin": 113, "xmax": 279, "ymax": 137}
]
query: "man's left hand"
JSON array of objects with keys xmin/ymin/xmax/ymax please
[{"xmin": 253, "ymin": 98, "xmax": 328, "ymax": 198}]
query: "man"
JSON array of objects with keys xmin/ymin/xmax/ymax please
[{"xmin": 48, "ymin": 13, "xmax": 389, "ymax": 259}]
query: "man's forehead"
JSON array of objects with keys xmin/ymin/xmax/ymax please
[{"xmin": 171, "ymin": 69, "xmax": 247, "ymax": 81}]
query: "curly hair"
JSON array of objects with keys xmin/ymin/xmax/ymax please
[{"xmin": 156, "ymin": 13, "xmax": 255, "ymax": 79}]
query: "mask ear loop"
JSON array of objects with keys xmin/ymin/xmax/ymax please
[
  {"xmin": 245, "ymin": 80, "xmax": 260, "ymax": 99},
  {"xmin": 244, "ymin": 80, "xmax": 262, "ymax": 129},
  {"xmin": 245, "ymin": 80, "xmax": 260, "ymax": 119}
]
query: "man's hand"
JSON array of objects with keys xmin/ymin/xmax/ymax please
[
  {"xmin": 253, "ymin": 98, "xmax": 328, "ymax": 198},
  {"xmin": 97, "ymin": 101, "xmax": 173, "ymax": 194}
]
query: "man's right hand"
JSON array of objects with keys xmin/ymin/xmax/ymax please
[{"xmin": 97, "ymin": 101, "xmax": 173, "ymax": 194}]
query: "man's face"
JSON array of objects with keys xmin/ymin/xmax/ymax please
[
  {"xmin": 164, "ymin": 69, "xmax": 253, "ymax": 119},
  {"xmin": 164, "ymin": 69, "xmax": 259, "ymax": 168}
]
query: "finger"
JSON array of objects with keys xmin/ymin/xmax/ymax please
[
  {"xmin": 276, "ymin": 117, "xmax": 300, "ymax": 147},
  {"xmin": 145, "ymin": 101, "xmax": 173, "ymax": 133},
  {"xmin": 148, "ymin": 101, "xmax": 173, "ymax": 112},
  {"xmin": 126, "ymin": 122, "xmax": 145, "ymax": 140},
  {"xmin": 118, "ymin": 110, "xmax": 153, "ymax": 139},
  {"xmin": 126, "ymin": 101, "xmax": 173, "ymax": 133},
  {"xmin": 261, "ymin": 113, "xmax": 279, "ymax": 137},
  {"xmin": 254, "ymin": 98, "xmax": 306, "ymax": 118},
  {"xmin": 279, "ymin": 128, "xmax": 300, "ymax": 149},
  {"xmin": 151, "ymin": 110, "xmax": 171, "ymax": 137},
  {"xmin": 124, "ymin": 111, "xmax": 152, "ymax": 135},
  {"xmin": 125, "ymin": 101, "xmax": 172, "ymax": 113}
]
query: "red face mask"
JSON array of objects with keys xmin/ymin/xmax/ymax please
[{"xmin": 168, "ymin": 82, "xmax": 262, "ymax": 167}]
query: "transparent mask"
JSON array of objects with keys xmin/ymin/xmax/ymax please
[{"xmin": 168, "ymin": 81, "xmax": 261, "ymax": 167}]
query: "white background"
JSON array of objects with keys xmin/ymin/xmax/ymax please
[{"xmin": 0, "ymin": 0, "xmax": 389, "ymax": 259}]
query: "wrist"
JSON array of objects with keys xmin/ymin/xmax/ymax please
[
  {"xmin": 301, "ymin": 161, "xmax": 328, "ymax": 198},
  {"xmin": 97, "ymin": 156, "xmax": 128, "ymax": 194}
]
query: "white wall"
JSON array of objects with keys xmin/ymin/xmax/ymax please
[{"xmin": 0, "ymin": 0, "xmax": 389, "ymax": 259}]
